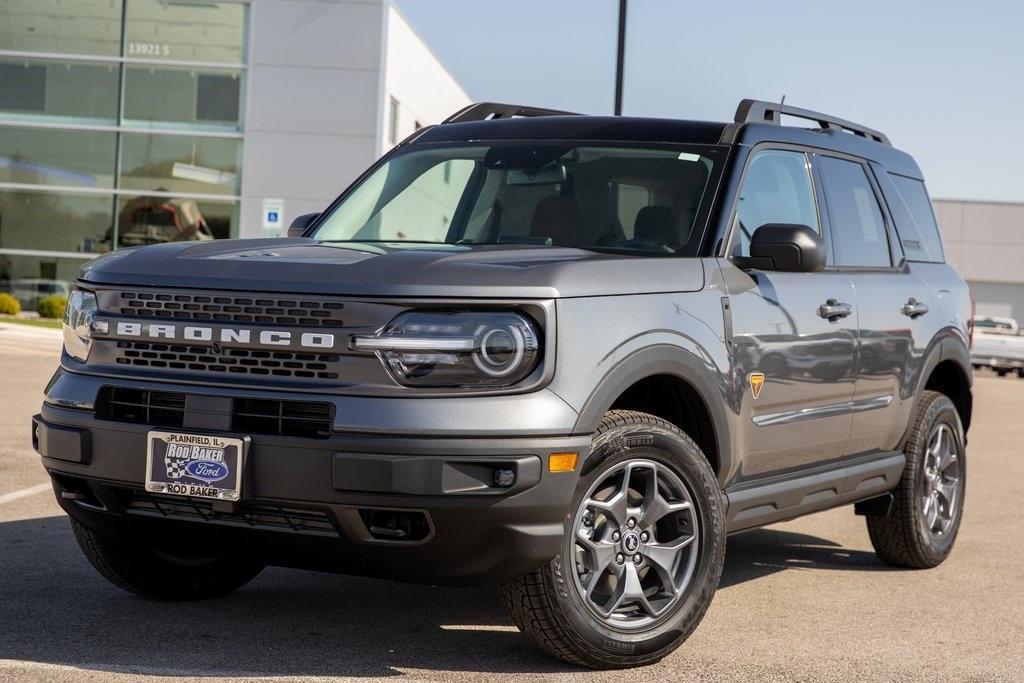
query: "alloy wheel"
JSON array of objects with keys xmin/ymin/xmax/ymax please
[
  {"xmin": 570, "ymin": 459, "xmax": 700, "ymax": 630},
  {"xmin": 919, "ymin": 423, "xmax": 962, "ymax": 538}
]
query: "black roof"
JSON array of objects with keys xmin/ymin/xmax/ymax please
[
  {"xmin": 417, "ymin": 116, "xmax": 730, "ymax": 146},
  {"xmin": 412, "ymin": 100, "xmax": 922, "ymax": 178}
]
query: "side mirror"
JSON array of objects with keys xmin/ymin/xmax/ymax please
[
  {"xmin": 745, "ymin": 223, "xmax": 826, "ymax": 273},
  {"xmin": 287, "ymin": 212, "xmax": 320, "ymax": 238}
]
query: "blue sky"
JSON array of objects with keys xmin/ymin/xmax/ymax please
[{"xmin": 396, "ymin": 0, "xmax": 1024, "ymax": 202}]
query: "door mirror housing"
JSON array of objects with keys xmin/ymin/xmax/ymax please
[
  {"xmin": 741, "ymin": 223, "xmax": 827, "ymax": 273},
  {"xmin": 287, "ymin": 212, "xmax": 320, "ymax": 238}
]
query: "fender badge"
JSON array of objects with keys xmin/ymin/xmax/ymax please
[{"xmin": 749, "ymin": 372, "xmax": 765, "ymax": 399}]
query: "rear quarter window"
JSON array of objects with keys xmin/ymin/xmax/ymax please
[{"xmin": 886, "ymin": 174, "xmax": 945, "ymax": 263}]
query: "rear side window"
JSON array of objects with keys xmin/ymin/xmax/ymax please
[
  {"xmin": 887, "ymin": 174, "xmax": 945, "ymax": 263},
  {"xmin": 818, "ymin": 156, "xmax": 891, "ymax": 268}
]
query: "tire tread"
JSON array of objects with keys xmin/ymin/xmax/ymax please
[{"xmin": 866, "ymin": 390, "xmax": 964, "ymax": 569}]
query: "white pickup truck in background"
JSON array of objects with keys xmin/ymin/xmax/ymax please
[{"xmin": 972, "ymin": 317, "xmax": 1024, "ymax": 378}]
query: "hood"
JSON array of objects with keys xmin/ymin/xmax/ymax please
[{"xmin": 78, "ymin": 238, "xmax": 705, "ymax": 299}]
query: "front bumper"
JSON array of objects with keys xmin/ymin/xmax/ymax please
[{"xmin": 34, "ymin": 372, "xmax": 589, "ymax": 585}]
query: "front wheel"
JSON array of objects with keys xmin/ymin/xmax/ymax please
[{"xmin": 500, "ymin": 410, "xmax": 725, "ymax": 669}]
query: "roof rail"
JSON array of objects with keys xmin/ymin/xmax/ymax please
[
  {"xmin": 443, "ymin": 102, "xmax": 580, "ymax": 124},
  {"xmin": 734, "ymin": 98, "xmax": 890, "ymax": 146}
]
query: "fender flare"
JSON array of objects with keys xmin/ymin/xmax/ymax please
[
  {"xmin": 900, "ymin": 330, "xmax": 973, "ymax": 448},
  {"xmin": 571, "ymin": 344, "xmax": 734, "ymax": 484}
]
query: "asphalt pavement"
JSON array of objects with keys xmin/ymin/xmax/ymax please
[{"xmin": 1, "ymin": 324, "xmax": 1021, "ymax": 681}]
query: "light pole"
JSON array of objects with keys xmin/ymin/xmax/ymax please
[{"xmin": 614, "ymin": 0, "xmax": 627, "ymax": 116}]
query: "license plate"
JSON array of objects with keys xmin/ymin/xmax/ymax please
[{"xmin": 145, "ymin": 431, "xmax": 247, "ymax": 501}]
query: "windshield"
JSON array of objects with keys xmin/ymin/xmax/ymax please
[{"xmin": 311, "ymin": 142, "xmax": 721, "ymax": 255}]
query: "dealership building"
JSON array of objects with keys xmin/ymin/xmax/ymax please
[
  {"xmin": 0, "ymin": 0, "xmax": 469, "ymax": 308},
  {"xmin": 2, "ymin": 1, "xmax": 1023, "ymax": 323},
  {"xmin": 933, "ymin": 200, "xmax": 1024, "ymax": 322}
]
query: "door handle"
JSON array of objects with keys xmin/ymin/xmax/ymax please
[
  {"xmin": 901, "ymin": 298, "xmax": 929, "ymax": 318},
  {"xmin": 818, "ymin": 299, "xmax": 853, "ymax": 321}
]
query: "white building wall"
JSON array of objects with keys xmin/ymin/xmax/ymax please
[
  {"xmin": 240, "ymin": 0, "xmax": 388, "ymax": 238},
  {"xmin": 381, "ymin": 4, "xmax": 471, "ymax": 153},
  {"xmin": 238, "ymin": 0, "xmax": 471, "ymax": 239}
]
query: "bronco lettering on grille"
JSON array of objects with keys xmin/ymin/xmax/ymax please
[{"xmin": 113, "ymin": 322, "xmax": 335, "ymax": 350}]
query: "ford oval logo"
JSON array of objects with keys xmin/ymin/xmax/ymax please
[{"xmin": 185, "ymin": 460, "xmax": 229, "ymax": 483}]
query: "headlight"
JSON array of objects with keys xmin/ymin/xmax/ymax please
[
  {"xmin": 354, "ymin": 311, "xmax": 541, "ymax": 388},
  {"xmin": 62, "ymin": 289, "xmax": 98, "ymax": 362}
]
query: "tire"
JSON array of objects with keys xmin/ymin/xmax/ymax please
[
  {"xmin": 71, "ymin": 518, "xmax": 264, "ymax": 600},
  {"xmin": 866, "ymin": 391, "xmax": 966, "ymax": 569},
  {"xmin": 500, "ymin": 410, "xmax": 725, "ymax": 669},
  {"xmin": 996, "ymin": 368, "xmax": 1010, "ymax": 377},
  {"xmin": 1016, "ymin": 368, "xmax": 1024, "ymax": 379}
]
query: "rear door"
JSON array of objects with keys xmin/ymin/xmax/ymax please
[
  {"xmin": 724, "ymin": 147, "xmax": 857, "ymax": 480},
  {"xmin": 814, "ymin": 154, "xmax": 919, "ymax": 454}
]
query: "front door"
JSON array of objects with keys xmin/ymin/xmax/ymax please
[{"xmin": 723, "ymin": 148, "xmax": 857, "ymax": 480}]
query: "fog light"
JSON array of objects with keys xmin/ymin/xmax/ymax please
[
  {"xmin": 493, "ymin": 468, "xmax": 516, "ymax": 488},
  {"xmin": 548, "ymin": 452, "xmax": 578, "ymax": 473}
]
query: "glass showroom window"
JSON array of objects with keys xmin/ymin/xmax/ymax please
[
  {"xmin": 114, "ymin": 195, "xmax": 237, "ymax": 248},
  {"xmin": 0, "ymin": 190, "xmax": 116, "ymax": 253},
  {"xmin": 119, "ymin": 133, "xmax": 241, "ymax": 196},
  {"xmin": 0, "ymin": 57, "xmax": 120, "ymax": 124},
  {"xmin": 0, "ymin": 0, "xmax": 248, "ymax": 310},
  {"xmin": 123, "ymin": 65, "xmax": 244, "ymax": 131},
  {"xmin": 0, "ymin": 253, "xmax": 90, "ymax": 311},
  {"xmin": 0, "ymin": 0, "xmax": 123, "ymax": 56},
  {"xmin": 0, "ymin": 126, "xmax": 117, "ymax": 188},
  {"xmin": 124, "ymin": 0, "xmax": 247, "ymax": 64}
]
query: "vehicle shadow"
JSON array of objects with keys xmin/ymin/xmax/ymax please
[
  {"xmin": 0, "ymin": 515, "xmax": 892, "ymax": 678},
  {"xmin": 720, "ymin": 527, "xmax": 896, "ymax": 589}
]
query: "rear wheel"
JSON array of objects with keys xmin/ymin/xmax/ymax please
[
  {"xmin": 866, "ymin": 391, "xmax": 965, "ymax": 568},
  {"xmin": 500, "ymin": 411, "xmax": 724, "ymax": 668},
  {"xmin": 72, "ymin": 519, "xmax": 264, "ymax": 600}
]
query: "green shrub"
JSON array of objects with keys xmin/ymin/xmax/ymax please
[
  {"xmin": 0, "ymin": 292, "xmax": 20, "ymax": 315},
  {"xmin": 37, "ymin": 294, "xmax": 67, "ymax": 319}
]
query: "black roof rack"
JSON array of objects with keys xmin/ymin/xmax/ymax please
[
  {"xmin": 443, "ymin": 102, "xmax": 580, "ymax": 124},
  {"xmin": 734, "ymin": 98, "xmax": 890, "ymax": 146}
]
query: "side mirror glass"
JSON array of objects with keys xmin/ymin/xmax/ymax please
[
  {"xmin": 742, "ymin": 223, "xmax": 826, "ymax": 273},
  {"xmin": 287, "ymin": 212, "xmax": 319, "ymax": 238}
]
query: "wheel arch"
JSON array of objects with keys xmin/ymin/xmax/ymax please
[
  {"xmin": 907, "ymin": 332, "xmax": 973, "ymax": 444},
  {"xmin": 572, "ymin": 345, "xmax": 733, "ymax": 484}
]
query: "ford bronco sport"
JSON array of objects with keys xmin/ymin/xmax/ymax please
[{"xmin": 34, "ymin": 99, "xmax": 973, "ymax": 668}]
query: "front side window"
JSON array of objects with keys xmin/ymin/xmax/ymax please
[
  {"xmin": 818, "ymin": 156, "xmax": 891, "ymax": 267},
  {"xmin": 729, "ymin": 149, "xmax": 819, "ymax": 258},
  {"xmin": 312, "ymin": 143, "xmax": 720, "ymax": 255}
]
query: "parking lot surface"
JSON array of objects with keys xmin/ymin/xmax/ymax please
[{"xmin": 1, "ymin": 327, "xmax": 1022, "ymax": 681}]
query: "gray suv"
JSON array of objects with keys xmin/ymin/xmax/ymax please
[{"xmin": 34, "ymin": 99, "xmax": 973, "ymax": 669}]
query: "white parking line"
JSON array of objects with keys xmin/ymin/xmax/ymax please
[{"xmin": 0, "ymin": 482, "xmax": 52, "ymax": 506}]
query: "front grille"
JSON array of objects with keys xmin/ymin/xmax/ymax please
[
  {"xmin": 114, "ymin": 290, "xmax": 345, "ymax": 327},
  {"xmin": 96, "ymin": 387, "xmax": 186, "ymax": 428},
  {"xmin": 122, "ymin": 489, "xmax": 339, "ymax": 537},
  {"xmin": 233, "ymin": 397, "xmax": 334, "ymax": 439},
  {"xmin": 114, "ymin": 341, "xmax": 341, "ymax": 380},
  {"xmin": 95, "ymin": 386, "xmax": 334, "ymax": 438}
]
